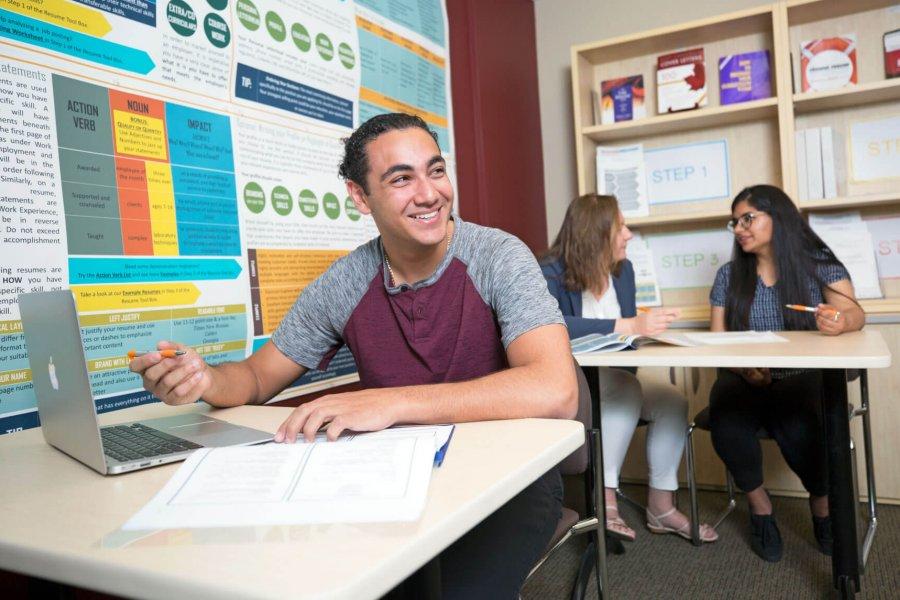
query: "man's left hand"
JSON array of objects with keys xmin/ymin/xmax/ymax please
[{"xmin": 274, "ymin": 389, "xmax": 402, "ymax": 443}]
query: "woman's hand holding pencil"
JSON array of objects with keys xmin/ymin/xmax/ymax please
[{"xmin": 785, "ymin": 303, "xmax": 844, "ymax": 336}]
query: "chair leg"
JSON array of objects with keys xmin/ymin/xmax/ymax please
[
  {"xmin": 686, "ymin": 423, "xmax": 701, "ymax": 546},
  {"xmin": 711, "ymin": 470, "xmax": 737, "ymax": 531}
]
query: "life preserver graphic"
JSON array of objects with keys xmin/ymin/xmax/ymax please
[{"xmin": 801, "ymin": 36, "xmax": 858, "ymax": 92}]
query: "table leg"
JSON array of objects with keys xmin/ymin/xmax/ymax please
[
  {"xmin": 581, "ymin": 366, "xmax": 610, "ymax": 599},
  {"xmin": 821, "ymin": 369, "xmax": 860, "ymax": 598}
]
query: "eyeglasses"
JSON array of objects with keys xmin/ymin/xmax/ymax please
[{"xmin": 726, "ymin": 211, "xmax": 765, "ymax": 232}]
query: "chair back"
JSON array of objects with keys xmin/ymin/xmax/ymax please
[{"xmin": 558, "ymin": 361, "xmax": 592, "ymax": 475}]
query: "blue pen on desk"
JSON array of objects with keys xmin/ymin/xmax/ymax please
[{"xmin": 433, "ymin": 426, "xmax": 455, "ymax": 467}]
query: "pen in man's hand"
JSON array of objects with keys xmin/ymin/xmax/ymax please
[{"xmin": 127, "ymin": 349, "xmax": 186, "ymax": 360}]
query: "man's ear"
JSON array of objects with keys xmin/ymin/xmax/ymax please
[{"xmin": 347, "ymin": 180, "xmax": 372, "ymax": 216}]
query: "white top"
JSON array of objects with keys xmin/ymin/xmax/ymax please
[
  {"xmin": 574, "ymin": 329, "xmax": 892, "ymax": 369},
  {"xmin": 581, "ymin": 276, "xmax": 621, "ymax": 319},
  {"xmin": 0, "ymin": 403, "xmax": 583, "ymax": 600}
]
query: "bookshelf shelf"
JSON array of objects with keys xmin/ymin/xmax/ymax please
[
  {"xmin": 798, "ymin": 192, "xmax": 900, "ymax": 211},
  {"xmin": 793, "ymin": 79, "xmax": 900, "ymax": 114},
  {"xmin": 583, "ymin": 98, "xmax": 778, "ymax": 143},
  {"xmin": 572, "ymin": 5, "xmax": 773, "ymax": 65},
  {"xmin": 623, "ymin": 192, "xmax": 900, "ymax": 228},
  {"xmin": 626, "ymin": 208, "xmax": 729, "ymax": 228}
]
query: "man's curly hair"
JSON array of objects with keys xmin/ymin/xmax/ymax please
[{"xmin": 338, "ymin": 113, "xmax": 438, "ymax": 194}]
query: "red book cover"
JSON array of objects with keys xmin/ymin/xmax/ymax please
[
  {"xmin": 656, "ymin": 48, "xmax": 706, "ymax": 113},
  {"xmin": 800, "ymin": 35, "xmax": 858, "ymax": 92},
  {"xmin": 886, "ymin": 29, "xmax": 900, "ymax": 79}
]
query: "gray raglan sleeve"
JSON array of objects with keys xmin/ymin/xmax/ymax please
[{"xmin": 484, "ymin": 235, "xmax": 566, "ymax": 348}]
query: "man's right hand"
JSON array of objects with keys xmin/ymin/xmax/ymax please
[{"xmin": 128, "ymin": 341, "xmax": 211, "ymax": 405}]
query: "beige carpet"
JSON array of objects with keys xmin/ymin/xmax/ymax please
[{"xmin": 522, "ymin": 484, "xmax": 900, "ymax": 599}]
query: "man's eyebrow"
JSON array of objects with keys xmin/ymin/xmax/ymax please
[
  {"xmin": 379, "ymin": 156, "xmax": 445, "ymax": 182},
  {"xmin": 379, "ymin": 164, "xmax": 414, "ymax": 182}
]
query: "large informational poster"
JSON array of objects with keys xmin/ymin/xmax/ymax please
[{"xmin": 0, "ymin": 0, "xmax": 454, "ymax": 434}]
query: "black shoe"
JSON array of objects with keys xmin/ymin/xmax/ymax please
[
  {"xmin": 813, "ymin": 515, "xmax": 833, "ymax": 556},
  {"xmin": 749, "ymin": 513, "xmax": 783, "ymax": 562}
]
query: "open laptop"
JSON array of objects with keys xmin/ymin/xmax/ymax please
[{"xmin": 19, "ymin": 289, "xmax": 272, "ymax": 475}]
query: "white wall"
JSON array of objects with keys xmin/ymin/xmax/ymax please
[{"xmin": 533, "ymin": 0, "xmax": 773, "ymax": 246}]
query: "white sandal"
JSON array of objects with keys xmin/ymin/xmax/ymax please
[
  {"xmin": 605, "ymin": 506, "xmax": 636, "ymax": 542},
  {"xmin": 646, "ymin": 507, "xmax": 718, "ymax": 543}
]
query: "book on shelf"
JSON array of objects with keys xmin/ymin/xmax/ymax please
[
  {"xmin": 718, "ymin": 50, "xmax": 771, "ymax": 105},
  {"xmin": 570, "ymin": 331, "xmax": 788, "ymax": 354},
  {"xmin": 795, "ymin": 127, "xmax": 838, "ymax": 202},
  {"xmin": 795, "ymin": 130, "xmax": 809, "ymax": 201},
  {"xmin": 805, "ymin": 127, "xmax": 823, "ymax": 200},
  {"xmin": 800, "ymin": 35, "xmax": 858, "ymax": 92},
  {"xmin": 886, "ymin": 29, "xmax": 900, "ymax": 79},
  {"xmin": 656, "ymin": 48, "xmax": 707, "ymax": 113},
  {"xmin": 600, "ymin": 75, "xmax": 645, "ymax": 124},
  {"xmin": 820, "ymin": 126, "xmax": 837, "ymax": 199}
]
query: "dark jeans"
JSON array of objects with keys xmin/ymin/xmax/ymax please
[
  {"xmin": 709, "ymin": 369, "xmax": 828, "ymax": 497},
  {"xmin": 440, "ymin": 467, "xmax": 563, "ymax": 600}
]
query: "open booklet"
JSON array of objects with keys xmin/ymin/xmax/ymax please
[
  {"xmin": 570, "ymin": 331, "xmax": 789, "ymax": 354},
  {"xmin": 121, "ymin": 425, "xmax": 453, "ymax": 531}
]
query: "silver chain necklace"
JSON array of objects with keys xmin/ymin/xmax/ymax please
[{"xmin": 384, "ymin": 224, "xmax": 453, "ymax": 287}]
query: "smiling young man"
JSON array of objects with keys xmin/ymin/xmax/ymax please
[{"xmin": 130, "ymin": 113, "xmax": 577, "ymax": 598}]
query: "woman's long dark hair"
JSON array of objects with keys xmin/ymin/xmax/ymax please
[{"xmin": 725, "ymin": 185, "xmax": 854, "ymax": 331}]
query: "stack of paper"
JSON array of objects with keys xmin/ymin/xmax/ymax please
[
  {"xmin": 680, "ymin": 331, "xmax": 788, "ymax": 345},
  {"xmin": 808, "ymin": 212, "xmax": 883, "ymax": 299},
  {"xmin": 122, "ymin": 427, "xmax": 451, "ymax": 531}
]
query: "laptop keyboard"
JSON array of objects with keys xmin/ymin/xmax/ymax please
[{"xmin": 101, "ymin": 423, "xmax": 202, "ymax": 463}]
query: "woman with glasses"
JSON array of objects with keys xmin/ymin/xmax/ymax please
[
  {"xmin": 709, "ymin": 184, "xmax": 865, "ymax": 562},
  {"xmin": 542, "ymin": 194, "xmax": 718, "ymax": 544}
]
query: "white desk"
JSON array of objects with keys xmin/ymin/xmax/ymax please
[
  {"xmin": 575, "ymin": 329, "xmax": 892, "ymax": 598},
  {"xmin": 0, "ymin": 403, "xmax": 583, "ymax": 600},
  {"xmin": 574, "ymin": 330, "xmax": 891, "ymax": 369}
]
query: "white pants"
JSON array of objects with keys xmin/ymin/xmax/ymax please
[{"xmin": 597, "ymin": 367, "xmax": 688, "ymax": 491}]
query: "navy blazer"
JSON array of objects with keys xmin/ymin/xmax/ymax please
[{"xmin": 540, "ymin": 257, "xmax": 637, "ymax": 338}]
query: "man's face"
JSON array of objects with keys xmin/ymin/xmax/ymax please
[{"xmin": 348, "ymin": 127, "xmax": 453, "ymax": 252}]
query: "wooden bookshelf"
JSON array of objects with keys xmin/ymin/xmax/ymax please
[
  {"xmin": 571, "ymin": 0, "xmax": 900, "ymax": 317},
  {"xmin": 572, "ymin": 1, "xmax": 900, "ymax": 502}
]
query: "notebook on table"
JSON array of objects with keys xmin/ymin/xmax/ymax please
[{"xmin": 571, "ymin": 331, "xmax": 788, "ymax": 354}]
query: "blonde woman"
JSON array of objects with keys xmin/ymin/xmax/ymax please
[{"xmin": 541, "ymin": 194, "xmax": 717, "ymax": 543}]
